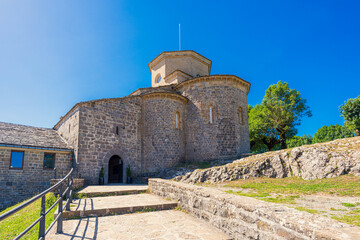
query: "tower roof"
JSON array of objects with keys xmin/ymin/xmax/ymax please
[{"xmin": 148, "ymin": 50, "xmax": 212, "ymax": 71}]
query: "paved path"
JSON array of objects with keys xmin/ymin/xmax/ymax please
[
  {"xmin": 48, "ymin": 210, "xmax": 230, "ymax": 240},
  {"xmin": 48, "ymin": 184, "xmax": 231, "ymax": 239},
  {"xmin": 72, "ymin": 194, "xmax": 174, "ymax": 211}
]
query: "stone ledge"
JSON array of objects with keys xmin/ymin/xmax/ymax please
[{"xmin": 149, "ymin": 178, "xmax": 360, "ymax": 240}]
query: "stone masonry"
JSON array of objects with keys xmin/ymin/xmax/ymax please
[
  {"xmin": 52, "ymin": 50, "xmax": 251, "ymax": 184},
  {"xmin": 149, "ymin": 178, "xmax": 360, "ymax": 240},
  {"xmin": 1, "ymin": 50, "xmax": 251, "ymax": 192}
]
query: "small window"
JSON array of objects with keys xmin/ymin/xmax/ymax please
[
  {"xmin": 196, "ymin": 74, "xmax": 200, "ymax": 77},
  {"xmin": 156, "ymin": 75, "xmax": 162, "ymax": 83},
  {"xmin": 239, "ymin": 107, "xmax": 244, "ymax": 125},
  {"xmin": 44, "ymin": 153, "xmax": 55, "ymax": 169},
  {"xmin": 116, "ymin": 126, "xmax": 119, "ymax": 135},
  {"xmin": 69, "ymin": 124, "xmax": 71, "ymax": 133},
  {"xmin": 175, "ymin": 112, "xmax": 180, "ymax": 129},
  {"xmin": 209, "ymin": 106, "xmax": 213, "ymax": 124},
  {"xmin": 10, "ymin": 151, "xmax": 24, "ymax": 169}
]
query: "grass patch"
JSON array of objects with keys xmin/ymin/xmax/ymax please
[
  {"xmin": 225, "ymin": 190, "xmax": 270, "ymax": 198},
  {"xmin": 330, "ymin": 208, "xmax": 347, "ymax": 211},
  {"xmin": 341, "ymin": 202, "xmax": 357, "ymax": 207},
  {"xmin": 295, "ymin": 207, "xmax": 319, "ymax": 214},
  {"xmin": 263, "ymin": 195, "xmax": 300, "ymax": 204},
  {"xmin": 0, "ymin": 193, "xmax": 57, "ymax": 240},
  {"xmin": 332, "ymin": 214, "xmax": 360, "ymax": 226},
  {"xmin": 225, "ymin": 190, "xmax": 299, "ymax": 204},
  {"xmin": 221, "ymin": 175, "xmax": 360, "ymax": 196}
]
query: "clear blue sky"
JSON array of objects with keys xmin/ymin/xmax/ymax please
[{"xmin": 0, "ymin": 0, "xmax": 359, "ymax": 136}]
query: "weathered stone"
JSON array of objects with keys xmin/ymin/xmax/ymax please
[
  {"xmin": 149, "ymin": 178, "xmax": 360, "ymax": 240},
  {"xmin": 177, "ymin": 136, "xmax": 360, "ymax": 184}
]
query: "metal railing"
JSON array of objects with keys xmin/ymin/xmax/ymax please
[{"xmin": 0, "ymin": 168, "xmax": 74, "ymax": 240}]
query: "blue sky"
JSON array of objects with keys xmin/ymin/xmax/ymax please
[{"xmin": 0, "ymin": 0, "xmax": 359, "ymax": 136}]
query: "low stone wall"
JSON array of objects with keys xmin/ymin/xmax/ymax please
[
  {"xmin": 50, "ymin": 178, "xmax": 85, "ymax": 191},
  {"xmin": 149, "ymin": 178, "xmax": 360, "ymax": 240}
]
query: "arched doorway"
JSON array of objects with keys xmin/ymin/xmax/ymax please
[{"xmin": 108, "ymin": 155, "xmax": 123, "ymax": 183}]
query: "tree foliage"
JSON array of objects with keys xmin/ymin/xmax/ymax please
[
  {"xmin": 260, "ymin": 81, "xmax": 312, "ymax": 149},
  {"xmin": 312, "ymin": 124, "xmax": 354, "ymax": 143},
  {"xmin": 248, "ymin": 81, "xmax": 311, "ymax": 152},
  {"xmin": 340, "ymin": 95, "xmax": 360, "ymax": 136},
  {"xmin": 286, "ymin": 135, "xmax": 312, "ymax": 148},
  {"xmin": 248, "ymin": 104, "xmax": 279, "ymax": 153}
]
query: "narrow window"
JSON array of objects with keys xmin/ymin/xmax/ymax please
[
  {"xmin": 156, "ymin": 74, "xmax": 162, "ymax": 83},
  {"xmin": 116, "ymin": 126, "xmax": 119, "ymax": 135},
  {"xmin": 209, "ymin": 106, "xmax": 213, "ymax": 124},
  {"xmin": 175, "ymin": 112, "xmax": 180, "ymax": 129},
  {"xmin": 239, "ymin": 107, "xmax": 244, "ymax": 125},
  {"xmin": 43, "ymin": 153, "xmax": 55, "ymax": 169},
  {"xmin": 10, "ymin": 151, "xmax": 24, "ymax": 169},
  {"xmin": 69, "ymin": 124, "xmax": 71, "ymax": 133}
]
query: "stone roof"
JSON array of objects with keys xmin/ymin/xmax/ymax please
[
  {"xmin": 129, "ymin": 85, "xmax": 177, "ymax": 96},
  {"xmin": 0, "ymin": 122, "xmax": 71, "ymax": 150}
]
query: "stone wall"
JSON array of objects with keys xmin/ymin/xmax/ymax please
[
  {"xmin": 142, "ymin": 94, "xmax": 186, "ymax": 172},
  {"xmin": 56, "ymin": 108, "xmax": 80, "ymax": 163},
  {"xmin": 0, "ymin": 148, "xmax": 72, "ymax": 210},
  {"xmin": 77, "ymin": 97, "xmax": 142, "ymax": 184},
  {"xmin": 149, "ymin": 178, "xmax": 360, "ymax": 240},
  {"xmin": 176, "ymin": 76, "xmax": 250, "ymax": 162}
]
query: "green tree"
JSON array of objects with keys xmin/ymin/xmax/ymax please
[
  {"xmin": 340, "ymin": 95, "xmax": 360, "ymax": 136},
  {"xmin": 261, "ymin": 81, "xmax": 312, "ymax": 149},
  {"xmin": 286, "ymin": 135, "xmax": 312, "ymax": 148},
  {"xmin": 313, "ymin": 124, "xmax": 354, "ymax": 143},
  {"xmin": 248, "ymin": 104, "xmax": 279, "ymax": 153}
]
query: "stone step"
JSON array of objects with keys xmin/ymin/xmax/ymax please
[
  {"xmin": 75, "ymin": 184, "xmax": 148, "ymax": 198},
  {"xmin": 57, "ymin": 194, "xmax": 178, "ymax": 219},
  {"xmin": 48, "ymin": 210, "xmax": 231, "ymax": 240}
]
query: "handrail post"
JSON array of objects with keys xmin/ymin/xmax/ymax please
[
  {"xmin": 39, "ymin": 196, "xmax": 46, "ymax": 240},
  {"xmin": 66, "ymin": 178, "xmax": 70, "ymax": 211},
  {"xmin": 57, "ymin": 183, "xmax": 63, "ymax": 233},
  {"xmin": 69, "ymin": 174, "xmax": 73, "ymax": 203}
]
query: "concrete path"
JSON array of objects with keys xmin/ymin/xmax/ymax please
[
  {"xmin": 48, "ymin": 184, "xmax": 231, "ymax": 239},
  {"xmin": 48, "ymin": 210, "xmax": 231, "ymax": 240}
]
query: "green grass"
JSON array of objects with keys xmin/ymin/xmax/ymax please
[
  {"xmin": 332, "ymin": 214, "xmax": 360, "ymax": 226},
  {"xmin": 221, "ymin": 175, "xmax": 360, "ymax": 196},
  {"xmin": 295, "ymin": 207, "xmax": 319, "ymax": 214},
  {"xmin": 341, "ymin": 202, "xmax": 357, "ymax": 207},
  {"xmin": 225, "ymin": 190, "xmax": 300, "ymax": 204},
  {"xmin": 0, "ymin": 193, "xmax": 57, "ymax": 240}
]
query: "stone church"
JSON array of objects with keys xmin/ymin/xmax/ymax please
[{"xmin": 0, "ymin": 50, "xmax": 250, "ymax": 209}]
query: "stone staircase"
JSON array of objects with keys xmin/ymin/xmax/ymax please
[{"xmin": 50, "ymin": 184, "xmax": 230, "ymax": 240}]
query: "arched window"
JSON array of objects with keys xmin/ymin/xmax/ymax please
[
  {"xmin": 156, "ymin": 74, "xmax": 162, "ymax": 83},
  {"xmin": 209, "ymin": 106, "xmax": 213, "ymax": 124},
  {"xmin": 238, "ymin": 107, "xmax": 244, "ymax": 125},
  {"xmin": 175, "ymin": 112, "xmax": 180, "ymax": 129}
]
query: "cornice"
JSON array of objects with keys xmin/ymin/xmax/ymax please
[
  {"xmin": 174, "ymin": 75, "xmax": 251, "ymax": 94},
  {"xmin": 141, "ymin": 92, "xmax": 188, "ymax": 103}
]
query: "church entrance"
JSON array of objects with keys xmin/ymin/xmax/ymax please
[{"xmin": 108, "ymin": 155, "xmax": 123, "ymax": 183}]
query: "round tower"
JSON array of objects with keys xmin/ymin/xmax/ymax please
[
  {"xmin": 142, "ymin": 92, "xmax": 187, "ymax": 172},
  {"xmin": 175, "ymin": 75, "xmax": 251, "ymax": 162}
]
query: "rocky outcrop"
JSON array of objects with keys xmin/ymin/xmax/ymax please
[{"xmin": 176, "ymin": 137, "xmax": 360, "ymax": 184}]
